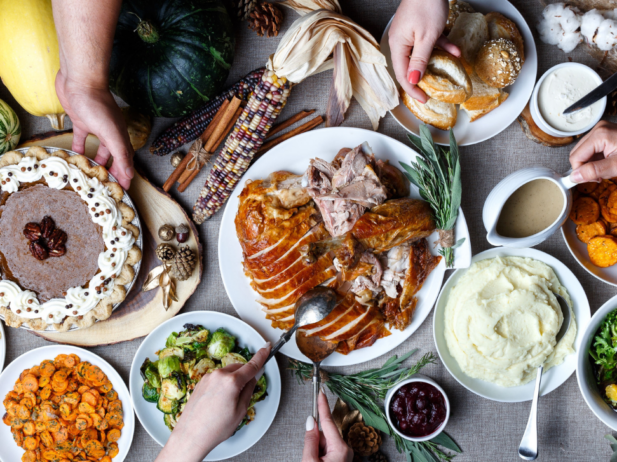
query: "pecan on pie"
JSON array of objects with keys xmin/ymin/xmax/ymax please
[{"xmin": 0, "ymin": 147, "xmax": 142, "ymax": 332}]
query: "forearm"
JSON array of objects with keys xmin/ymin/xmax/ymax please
[{"xmin": 52, "ymin": 0, "xmax": 121, "ymax": 89}]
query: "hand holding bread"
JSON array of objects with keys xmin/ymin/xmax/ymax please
[
  {"xmin": 395, "ymin": 0, "xmax": 525, "ymax": 131},
  {"xmin": 388, "ymin": 0, "xmax": 461, "ymax": 103}
]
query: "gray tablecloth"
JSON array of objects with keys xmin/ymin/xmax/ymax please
[{"xmin": 2, "ymin": 1, "xmax": 615, "ymax": 460}]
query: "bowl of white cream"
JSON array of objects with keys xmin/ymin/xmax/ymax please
[{"xmin": 530, "ymin": 63, "xmax": 606, "ymax": 137}]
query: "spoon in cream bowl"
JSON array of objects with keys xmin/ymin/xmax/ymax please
[{"xmin": 518, "ymin": 293, "xmax": 571, "ymax": 461}]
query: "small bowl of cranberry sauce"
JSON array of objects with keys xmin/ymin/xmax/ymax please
[{"xmin": 385, "ymin": 375, "xmax": 450, "ymax": 442}]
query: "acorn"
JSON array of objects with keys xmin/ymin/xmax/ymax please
[
  {"xmin": 158, "ymin": 224, "xmax": 175, "ymax": 241},
  {"xmin": 176, "ymin": 224, "xmax": 190, "ymax": 243},
  {"xmin": 170, "ymin": 152, "xmax": 185, "ymax": 168}
]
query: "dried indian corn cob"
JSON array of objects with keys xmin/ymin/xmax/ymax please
[
  {"xmin": 193, "ymin": 70, "xmax": 291, "ymax": 223},
  {"xmin": 149, "ymin": 68, "xmax": 265, "ymax": 156}
]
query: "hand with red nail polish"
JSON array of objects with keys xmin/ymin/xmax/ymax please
[
  {"xmin": 569, "ymin": 121, "xmax": 617, "ymax": 184},
  {"xmin": 388, "ymin": 0, "xmax": 460, "ymax": 104}
]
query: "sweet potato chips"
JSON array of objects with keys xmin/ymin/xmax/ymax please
[{"xmin": 2, "ymin": 354, "xmax": 123, "ymax": 462}]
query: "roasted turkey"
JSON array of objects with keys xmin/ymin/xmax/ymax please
[{"xmin": 235, "ymin": 144, "xmax": 441, "ymax": 354}]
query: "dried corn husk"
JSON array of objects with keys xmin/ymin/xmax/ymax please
[
  {"xmin": 267, "ymin": 10, "xmax": 398, "ymax": 129},
  {"xmin": 279, "ymin": 0, "xmax": 342, "ymax": 14}
]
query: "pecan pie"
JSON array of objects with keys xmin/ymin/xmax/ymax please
[{"xmin": 0, "ymin": 147, "xmax": 142, "ymax": 332}]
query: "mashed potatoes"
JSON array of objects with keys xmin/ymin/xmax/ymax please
[{"xmin": 444, "ymin": 256, "xmax": 577, "ymax": 387}]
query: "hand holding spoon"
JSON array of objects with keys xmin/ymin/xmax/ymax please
[
  {"xmin": 263, "ymin": 287, "xmax": 338, "ymax": 365},
  {"xmin": 296, "ymin": 329, "xmax": 338, "ymax": 425},
  {"xmin": 518, "ymin": 293, "xmax": 571, "ymax": 461}
]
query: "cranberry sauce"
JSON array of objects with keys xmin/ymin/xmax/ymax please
[{"xmin": 389, "ymin": 382, "xmax": 447, "ymax": 437}]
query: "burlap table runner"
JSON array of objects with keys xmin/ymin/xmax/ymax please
[{"xmin": 1, "ymin": 1, "xmax": 615, "ymax": 460}]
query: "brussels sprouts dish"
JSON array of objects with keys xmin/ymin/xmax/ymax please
[{"xmin": 140, "ymin": 323, "xmax": 268, "ymax": 432}]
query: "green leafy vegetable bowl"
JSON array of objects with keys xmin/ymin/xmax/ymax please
[
  {"xmin": 129, "ymin": 311, "xmax": 281, "ymax": 461},
  {"xmin": 578, "ymin": 294, "xmax": 617, "ymax": 431}
]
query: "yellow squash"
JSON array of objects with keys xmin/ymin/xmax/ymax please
[{"xmin": 0, "ymin": 0, "xmax": 65, "ymax": 129}]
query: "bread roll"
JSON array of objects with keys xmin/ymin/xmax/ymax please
[
  {"xmin": 460, "ymin": 90, "xmax": 509, "ymax": 122},
  {"xmin": 460, "ymin": 71, "xmax": 501, "ymax": 111},
  {"xmin": 446, "ymin": 0, "xmax": 474, "ymax": 34},
  {"xmin": 447, "ymin": 12, "xmax": 489, "ymax": 74},
  {"xmin": 400, "ymin": 89, "xmax": 457, "ymax": 131},
  {"xmin": 475, "ymin": 38, "xmax": 522, "ymax": 88},
  {"xmin": 417, "ymin": 50, "xmax": 472, "ymax": 104},
  {"xmin": 486, "ymin": 12, "xmax": 525, "ymax": 63}
]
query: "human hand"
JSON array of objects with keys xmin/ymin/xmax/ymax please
[
  {"xmin": 302, "ymin": 391, "xmax": 354, "ymax": 462},
  {"xmin": 570, "ymin": 120, "xmax": 617, "ymax": 183},
  {"xmin": 388, "ymin": 0, "xmax": 460, "ymax": 103},
  {"xmin": 155, "ymin": 343, "xmax": 271, "ymax": 462},
  {"xmin": 55, "ymin": 69, "xmax": 134, "ymax": 189}
]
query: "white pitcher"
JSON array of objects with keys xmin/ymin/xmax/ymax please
[{"xmin": 483, "ymin": 167, "xmax": 576, "ymax": 248}]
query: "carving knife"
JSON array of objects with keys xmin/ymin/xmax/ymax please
[{"xmin": 563, "ymin": 72, "xmax": 617, "ymax": 114}]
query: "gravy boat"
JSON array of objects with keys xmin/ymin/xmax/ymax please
[{"xmin": 483, "ymin": 167, "xmax": 575, "ymax": 248}]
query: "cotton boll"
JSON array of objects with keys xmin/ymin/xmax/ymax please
[
  {"xmin": 538, "ymin": 3, "xmax": 582, "ymax": 52},
  {"xmin": 581, "ymin": 10, "xmax": 604, "ymax": 43},
  {"xmin": 601, "ymin": 9, "xmax": 617, "ymax": 21},
  {"xmin": 560, "ymin": 32, "xmax": 582, "ymax": 52},
  {"xmin": 595, "ymin": 18, "xmax": 617, "ymax": 50},
  {"xmin": 538, "ymin": 17, "xmax": 561, "ymax": 45}
]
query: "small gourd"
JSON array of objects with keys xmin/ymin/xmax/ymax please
[
  {"xmin": 120, "ymin": 107, "xmax": 152, "ymax": 151},
  {"xmin": 0, "ymin": 99, "xmax": 21, "ymax": 154}
]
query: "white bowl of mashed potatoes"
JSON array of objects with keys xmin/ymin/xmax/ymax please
[{"xmin": 434, "ymin": 247, "xmax": 590, "ymax": 402}]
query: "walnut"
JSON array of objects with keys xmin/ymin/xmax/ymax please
[
  {"xmin": 47, "ymin": 229, "xmax": 67, "ymax": 250},
  {"xmin": 29, "ymin": 240, "xmax": 48, "ymax": 260},
  {"xmin": 41, "ymin": 216, "xmax": 56, "ymax": 238},
  {"xmin": 23, "ymin": 223, "xmax": 42, "ymax": 241}
]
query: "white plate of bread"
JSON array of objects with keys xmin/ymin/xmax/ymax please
[{"xmin": 380, "ymin": 0, "xmax": 537, "ymax": 146}]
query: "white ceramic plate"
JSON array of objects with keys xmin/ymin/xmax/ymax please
[
  {"xmin": 218, "ymin": 127, "xmax": 472, "ymax": 366},
  {"xmin": 379, "ymin": 0, "xmax": 538, "ymax": 146},
  {"xmin": 0, "ymin": 345, "xmax": 135, "ymax": 462},
  {"xmin": 433, "ymin": 247, "xmax": 590, "ymax": 402},
  {"xmin": 577, "ymin": 294, "xmax": 617, "ymax": 430},
  {"xmin": 0, "ymin": 321, "xmax": 5, "ymax": 374},
  {"xmin": 562, "ymin": 224, "xmax": 617, "ymax": 287},
  {"xmin": 130, "ymin": 311, "xmax": 281, "ymax": 461}
]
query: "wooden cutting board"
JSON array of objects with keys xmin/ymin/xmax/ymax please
[{"xmin": 18, "ymin": 133, "xmax": 203, "ymax": 346}]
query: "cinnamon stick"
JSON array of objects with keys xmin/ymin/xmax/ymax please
[
  {"xmin": 256, "ymin": 116, "xmax": 324, "ymax": 156},
  {"xmin": 200, "ymin": 99, "xmax": 229, "ymax": 143},
  {"xmin": 266, "ymin": 110, "xmax": 315, "ymax": 139},
  {"xmin": 177, "ymin": 167, "xmax": 201, "ymax": 193},
  {"xmin": 204, "ymin": 97, "xmax": 242, "ymax": 153},
  {"xmin": 162, "ymin": 100, "xmax": 230, "ymax": 192},
  {"xmin": 178, "ymin": 105, "xmax": 245, "ymax": 189},
  {"xmin": 178, "ymin": 107, "xmax": 243, "ymax": 184}
]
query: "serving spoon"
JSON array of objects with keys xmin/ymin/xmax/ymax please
[
  {"xmin": 518, "ymin": 293, "xmax": 571, "ymax": 461},
  {"xmin": 296, "ymin": 329, "xmax": 338, "ymax": 425},
  {"xmin": 263, "ymin": 287, "xmax": 338, "ymax": 365}
]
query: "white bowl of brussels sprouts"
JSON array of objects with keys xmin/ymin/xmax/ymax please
[{"xmin": 129, "ymin": 311, "xmax": 281, "ymax": 461}]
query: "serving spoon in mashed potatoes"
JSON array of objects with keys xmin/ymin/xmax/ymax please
[{"xmin": 518, "ymin": 293, "xmax": 571, "ymax": 461}]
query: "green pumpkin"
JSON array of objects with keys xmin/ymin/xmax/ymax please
[
  {"xmin": 109, "ymin": 0, "xmax": 235, "ymax": 118},
  {"xmin": 0, "ymin": 99, "xmax": 20, "ymax": 155}
]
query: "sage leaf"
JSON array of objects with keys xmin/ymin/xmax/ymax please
[{"xmin": 431, "ymin": 432, "xmax": 462, "ymax": 452}]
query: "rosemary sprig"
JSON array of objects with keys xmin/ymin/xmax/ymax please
[
  {"xmin": 289, "ymin": 350, "xmax": 462, "ymax": 461},
  {"xmin": 399, "ymin": 126, "xmax": 464, "ymax": 267}
]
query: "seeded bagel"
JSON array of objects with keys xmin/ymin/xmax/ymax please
[
  {"xmin": 475, "ymin": 38, "xmax": 522, "ymax": 88},
  {"xmin": 486, "ymin": 12, "xmax": 525, "ymax": 63}
]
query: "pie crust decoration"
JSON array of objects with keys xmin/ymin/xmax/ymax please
[{"xmin": 0, "ymin": 147, "xmax": 142, "ymax": 331}]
